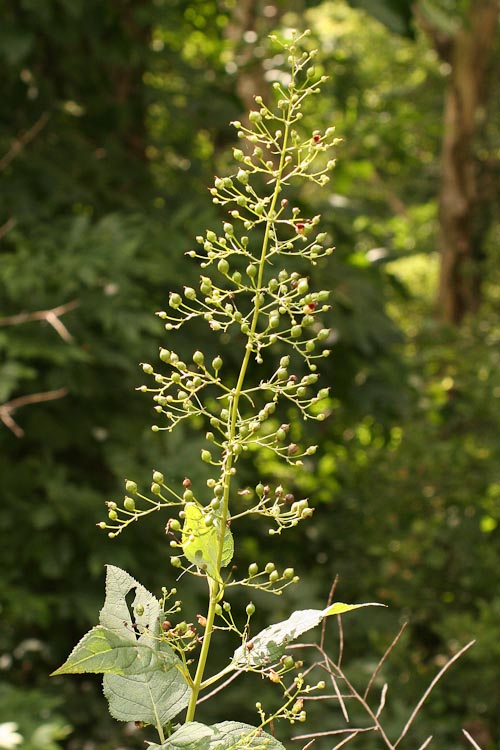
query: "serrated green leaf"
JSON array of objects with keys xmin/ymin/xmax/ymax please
[
  {"xmin": 148, "ymin": 721, "xmax": 284, "ymax": 750},
  {"xmin": 149, "ymin": 722, "xmax": 215, "ymax": 750},
  {"xmin": 214, "ymin": 721, "xmax": 286, "ymax": 750},
  {"xmin": 97, "ymin": 566, "xmax": 191, "ymax": 723},
  {"xmin": 103, "ymin": 642, "xmax": 191, "ymax": 725},
  {"xmin": 51, "ymin": 625, "xmax": 159, "ymax": 676},
  {"xmin": 233, "ymin": 602, "xmax": 384, "ymax": 667},
  {"xmin": 181, "ymin": 503, "xmax": 233, "ymax": 579}
]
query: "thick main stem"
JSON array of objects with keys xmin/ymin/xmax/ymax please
[{"xmin": 185, "ymin": 113, "xmax": 292, "ymax": 723}]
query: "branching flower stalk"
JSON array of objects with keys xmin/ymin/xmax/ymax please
[{"xmin": 53, "ymin": 31, "xmax": 384, "ymax": 750}]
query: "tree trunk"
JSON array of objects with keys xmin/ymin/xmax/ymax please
[{"xmin": 432, "ymin": 1, "xmax": 499, "ymax": 323}]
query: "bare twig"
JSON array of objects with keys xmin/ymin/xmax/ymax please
[
  {"xmin": 376, "ymin": 683, "xmax": 388, "ymax": 718},
  {"xmin": 394, "ymin": 640, "xmax": 476, "ymax": 746},
  {"xmin": 332, "ymin": 731, "xmax": 361, "ymax": 750},
  {"xmin": 364, "ymin": 622, "xmax": 408, "ymax": 701},
  {"xmin": 0, "ymin": 112, "xmax": 50, "ymax": 172},
  {"xmin": 320, "ymin": 576, "xmax": 339, "ymax": 649},
  {"xmin": 295, "ymin": 726, "xmax": 375, "ymax": 741},
  {"xmin": 0, "ymin": 299, "xmax": 79, "ymax": 342},
  {"xmin": 0, "ymin": 387, "xmax": 68, "ymax": 438},
  {"xmin": 462, "ymin": 729, "xmax": 484, "ymax": 750},
  {"xmin": 0, "ymin": 217, "xmax": 17, "ymax": 241},
  {"xmin": 336, "ymin": 613, "xmax": 345, "ymax": 668},
  {"xmin": 416, "ymin": 735, "xmax": 433, "ymax": 750}
]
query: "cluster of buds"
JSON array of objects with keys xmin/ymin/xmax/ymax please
[
  {"xmin": 160, "ymin": 618, "xmax": 200, "ymax": 655},
  {"xmin": 98, "ymin": 471, "xmax": 184, "ymax": 538},
  {"xmin": 232, "ymin": 483, "xmax": 314, "ymax": 536},
  {"xmin": 231, "ymin": 560, "xmax": 299, "ymax": 595}
]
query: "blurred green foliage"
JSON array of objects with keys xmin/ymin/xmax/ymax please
[{"xmin": 1, "ymin": 0, "xmax": 499, "ymax": 747}]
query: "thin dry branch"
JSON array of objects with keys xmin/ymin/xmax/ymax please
[
  {"xmin": 320, "ymin": 576, "xmax": 339, "ymax": 649},
  {"xmin": 0, "ymin": 112, "xmax": 50, "ymax": 172},
  {"xmin": 332, "ymin": 731, "xmax": 361, "ymax": 750},
  {"xmin": 363, "ymin": 622, "xmax": 407, "ymax": 701},
  {"xmin": 0, "ymin": 217, "xmax": 17, "ymax": 241},
  {"xmin": 463, "ymin": 729, "xmax": 484, "ymax": 750},
  {"xmin": 0, "ymin": 387, "xmax": 68, "ymax": 437},
  {"xmin": 0, "ymin": 299, "xmax": 79, "ymax": 342},
  {"xmin": 296, "ymin": 726, "xmax": 375, "ymax": 741},
  {"xmin": 417, "ymin": 736, "xmax": 433, "ymax": 750},
  {"xmin": 394, "ymin": 640, "xmax": 475, "ymax": 746}
]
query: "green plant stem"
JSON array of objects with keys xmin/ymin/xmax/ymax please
[{"xmin": 185, "ymin": 114, "xmax": 292, "ymax": 723}]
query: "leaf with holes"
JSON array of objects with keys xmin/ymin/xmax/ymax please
[{"xmin": 233, "ymin": 602, "xmax": 384, "ymax": 667}]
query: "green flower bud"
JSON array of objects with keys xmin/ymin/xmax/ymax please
[
  {"xmin": 169, "ymin": 293, "xmax": 182, "ymax": 309},
  {"xmin": 153, "ymin": 471, "xmax": 164, "ymax": 484},
  {"xmin": 125, "ymin": 479, "xmax": 138, "ymax": 494},
  {"xmin": 124, "ymin": 497, "xmax": 136, "ymax": 512},
  {"xmin": 151, "ymin": 482, "xmax": 161, "ymax": 494},
  {"xmin": 283, "ymin": 567, "xmax": 295, "ymax": 579},
  {"xmin": 212, "ymin": 356, "xmax": 223, "ymax": 372},
  {"xmin": 265, "ymin": 562, "xmax": 275, "ymax": 574},
  {"xmin": 217, "ymin": 258, "xmax": 229, "ymax": 274},
  {"xmin": 193, "ymin": 350, "xmax": 204, "ymax": 366},
  {"xmin": 136, "ymin": 604, "xmax": 144, "ymax": 616},
  {"xmin": 237, "ymin": 169, "xmax": 248, "ymax": 184},
  {"xmin": 201, "ymin": 449, "xmax": 212, "ymax": 463},
  {"xmin": 297, "ymin": 278, "xmax": 309, "ymax": 295},
  {"xmin": 170, "ymin": 518, "xmax": 181, "ymax": 532},
  {"xmin": 291, "ymin": 325, "xmax": 302, "ymax": 338},
  {"xmin": 233, "ymin": 148, "xmax": 244, "ymax": 161},
  {"xmin": 142, "ymin": 363, "xmax": 153, "ymax": 374},
  {"xmin": 269, "ymin": 570, "xmax": 279, "ymax": 582},
  {"xmin": 108, "ymin": 510, "xmax": 118, "ymax": 521},
  {"xmin": 246, "ymin": 602, "xmax": 256, "ymax": 616},
  {"xmin": 184, "ymin": 286, "xmax": 196, "ymax": 300},
  {"xmin": 248, "ymin": 562, "xmax": 259, "ymax": 576},
  {"xmin": 246, "ymin": 264, "xmax": 257, "ymax": 278}
]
